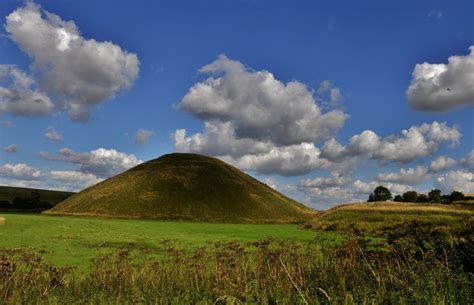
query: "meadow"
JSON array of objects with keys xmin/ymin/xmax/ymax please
[
  {"xmin": 0, "ymin": 203, "xmax": 473, "ymax": 304},
  {"xmin": 0, "ymin": 213, "xmax": 328, "ymax": 269}
]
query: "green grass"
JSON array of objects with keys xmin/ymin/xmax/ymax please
[
  {"xmin": 1, "ymin": 205, "xmax": 472, "ymax": 304},
  {"xmin": 0, "ymin": 213, "xmax": 336, "ymax": 270}
]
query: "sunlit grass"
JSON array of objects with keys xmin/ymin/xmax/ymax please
[{"xmin": 0, "ymin": 213, "xmax": 336, "ymax": 269}]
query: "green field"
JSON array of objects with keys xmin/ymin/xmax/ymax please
[
  {"xmin": 1, "ymin": 204, "xmax": 472, "ymax": 304},
  {"xmin": 0, "ymin": 213, "xmax": 330, "ymax": 269}
]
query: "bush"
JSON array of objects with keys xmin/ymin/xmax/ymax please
[{"xmin": 402, "ymin": 191, "xmax": 418, "ymax": 203}]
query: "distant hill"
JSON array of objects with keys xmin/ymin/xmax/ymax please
[
  {"xmin": 46, "ymin": 153, "xmax": 317, "ymax": 223},
  {"xmin": 305, "ymin": 201, "xmax": 474, "ymax": 235},
  {"xmin": 0, "ymin": 186, "xmax": 74, "ymax": 211}
]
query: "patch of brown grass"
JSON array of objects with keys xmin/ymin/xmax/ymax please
[
  {"xmin": 0, "ymin": 217, "xmax": 5, "ymax": 225},
  {"xmin": 332, "ymin": 201, "xmax": 473, "ymax": 214}
]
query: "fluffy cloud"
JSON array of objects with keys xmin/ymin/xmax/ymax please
[
  {"xmin": 0, "ymin": 163, "xmax": 42, "ymax": 180},
  {"xmin": 229, "ymin": 143, "xmax": 330, "ymax": 176},
  {"xmin": 298, "ymin": 174, "xmax": 348, "ymax": 189},
  {"xmin": 322, "ymin": 121, "xmax": 460, "ymax": 163},
  {"xmin": 460, "ymin": 150, "xmax": 474, "ymax": 168},
  {"xmin": 135, "ymin": 129, "xmax": 156, "ymax": 145},
  {"xmin": 0, "ymin": 65, "xmax": 53, "ymax": 117},
  {"xmin": 174, "ymin": 55, "xmax": 349, "ymax": 176},
  {"xmin": 429, "ymin": 156, "xmax": 456, "ymax": 172},
  {"xmin": 44, "ymin": 126, "xmax": 63, "ymax": 141},
  {"xmin": 174, "ymin": 121, "xmax": 272, "ymax": 159},
  {"xmin": 0, "ymin": 162, "xmax": 102, "ymax": 191},
  {"xmin": 352, "ymin": 179, "xmax": 412, "ymax": 196},
  {"xmin": 377, "ymin": 166, "xmax": 430, "ymax": 185},
  {"xmin": 49, "ymin": 170, "xmax": 102, "ymax": 189},
  {"xmin": 372, "ymin": 121, "xmax": 460, "ymax": 162},
  {"xmin": 3, "ymin": 144, "xmax": 18, "ymax": 153},
  {"xmin": 436, "ymin": 170, "xmax": 474, "ymax": 194},
  {"xmin": 40, "ymin": 147, "xmax": 142, "ymax": 177},
  {"xmin": 302, "ymin": 186, "xmax": 361, "ymax": 207},
  {"xmin": 179, "ymin": 54, "xmax": 347, "ymax": 146},
  {"xmin": 407, "ymin": 46, "xmax": 474, "ymax": 111},
  {"xmin": 5, "ymin": 1, "xmax": 139, "ymax": 121},
  {"xmin": 321, "ymin": 130, "xmax": 380, "ymax": 162}
]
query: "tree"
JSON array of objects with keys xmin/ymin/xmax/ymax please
[
  {"xmin": 393, "ymin": 195, "xmax": 403, "ymax": 202},
  {"xmin": 368, "ymin": 186, "xmax": 392, "ymax": 202},
  {"xmin": 450, "ymin": 191, "xmax": 464, "ymax": 202},
  {"xmin": 417, "ymin": 194, "xmax": 429, "ymax": 203},
  {"xmin": 428, "ymin": 189, "xmax": 441, "ymax": 203},
  {"xmin": 441, "ymin": 194, "xmax": 452, "ymax": 204},
  {"xmin": 402, "ymin": 191, "xmax": 418, "ymax": 203}
]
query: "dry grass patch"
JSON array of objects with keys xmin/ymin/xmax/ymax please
[
  {"xmin": 306, "ymin": 202, "xmax": 474, "ymax": 235},
  {"xmin": 0, "ymin": 217, "xmax": 5, "ymax": 226},
  {"xmin": 334, "ymin": 202, "xmax": 474, "ymax": 214}
]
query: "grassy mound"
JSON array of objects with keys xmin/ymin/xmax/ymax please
[
  {"xmin": 45, "ymin": 153, "xmax": 316, "ymax": 223},
  {"xmin": 306, "ymin": 201, "xmax": 474, "ymax": 235}
]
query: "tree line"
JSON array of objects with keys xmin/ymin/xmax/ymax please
[
  {"xmin": 367, "ymin": 186, "xmax": 471, "ymax": 204},
  {"xmin": 0, "ymin": 190, "xmax": 55, "ymax": 211}
]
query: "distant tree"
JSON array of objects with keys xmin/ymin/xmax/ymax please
[
  {"xmin": 368, "ymin": 186, "xmax": 392, "ymax": 202},
  {"xmin": 402, "ymin": 191, "xmax": 418, "ymax": 203},
  {"xmin": 393, "ymin": 195, "xmax": 403, "ymax": 202},
  {"xmin": 417, "ymin": 194, "xmax": 429, "ymax": 203},
  {"xmin": 450, "ymin": 191, "xmax": 464, "ymax": 202},
  {"xmin": 441, "ymin": 194, "xmax": 452, "ymax": 204},
  {"xmin": 428, "ymin": 189, "xmax": 441, "ymax": 203}
]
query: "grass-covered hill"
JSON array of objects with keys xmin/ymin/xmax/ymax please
[
  {"xmin": 0, "ymin": 186, "xmax": 73, "ymax": 208},
  {"xmin": 45, "ymin": 153, "xmax": 317, "ymax": 223},
  {"xmin": 305, "ymin": 201, "xmax": 474, "ymax": 236}
]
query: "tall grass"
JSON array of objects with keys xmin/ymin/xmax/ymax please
[{"xmin": 1, "ymin": 229, "xmax": 472, "ymax": 304}]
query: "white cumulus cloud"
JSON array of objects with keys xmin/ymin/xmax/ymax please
[
  {"xmin": 179, "ymin": 54, "xmax": 347, "ymax": 146},
  {"xmin": 377, "ymin": 166, "xmax": 430, "ymax": 185},
  {"xmin": 460, "ymin": 150, "xmax": 474, "ymax": 168},
  {"xmin": 429, "ymin": 156, "xmax": 456, "ymax": 172},
  {"xmin": 0, "ymin": 163, "xmax": 43, "ymax": 180},
  {"xmin": 5, "ymin": 1, "xmax": 140, "ymax": 121},
  {"xmin": 407, "ymin": 46, "xmax": 474, "ymax": 111},
  {"xmin": 0, "ymin": 65, "xmax": 53, "ymax": 117},
  {"xmin": 436, "ymin": 170, "xmax": 474, "ymax": 194},
  {"xmin": 322, "ymin": 121, "xmax": 461, "ymax": 164},
  {"xmin": 39, "ymin": 147, "xmax": 142, "ymax": 178}
]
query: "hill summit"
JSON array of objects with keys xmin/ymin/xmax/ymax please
[{"xmin": 45, "ymin": 153, "xmax": 316, "ymax": 223}]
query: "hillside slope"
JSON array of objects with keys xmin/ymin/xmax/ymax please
[
  {"xmin": 0, "ymin": 186, "xmax": 73, "ymax": 206},
  {"xmin": 306, "ymin": 201, "xmax": 474, "ymax": 235},
  {"xmin": 45, "ymin": 153, "xmax": 316, "ymax": 223}
]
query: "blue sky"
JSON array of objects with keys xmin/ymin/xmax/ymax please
[{"xmin": 0, "ymin": 0, "xmax": 472, "ymax": 209}]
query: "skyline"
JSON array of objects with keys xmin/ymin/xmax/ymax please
[{"xmin": 0, "ymin": 0, "xmax": 473, "ymax": 209}]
